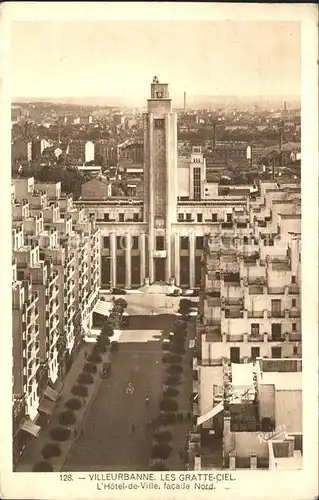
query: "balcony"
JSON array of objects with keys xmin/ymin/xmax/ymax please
[
  {"xmin": 226, "ymin": 334, "xmax": 244, "ymax": 342},
  {"xmin": 248, "ymin": 334, "xmax": 264, "ymax": 342},
  {"xmin": 221, "ymin": 222, "xmax": 233, "ymax": 229},
  {"xmin": 289, "ymin": 332, "xmax": 301, "ymax": 341},
  {"xmin": 249, "ymin": 285, "xmax": 264, "ymax": 295},
  {"xmin": 289, "ymin": 308, "xmax": 301, "ymax": 318},
  {"xmin": 269, "ymin": 310, "xmax": 285, "ymax": 318},
  {"xmin": 248, "ymin": 310, "xmax": 264, "ymax": 318},
  {"xmin": 268, "ymin": 287, "xmax": 285, "ymax": 295},
  {"xmin": 288, "ymin": 284, "xmax": 300, "ymax": 295},
  {"xmin": 224, "ymin": 309, "xmax": 244, "ymax": 319}
]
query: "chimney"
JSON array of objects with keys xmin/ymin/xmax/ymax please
[
  {"xmin": 184, "ymin": 91, "xmax": 186, "ymax": 113},
  {"xmin": 213, "ymin": 124, "xmax": 217, "ymax": 149}
]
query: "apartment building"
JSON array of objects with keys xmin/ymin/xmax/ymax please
[
  {"xmin": 11, "ymin": 177, "xmax": 101, "ymax": 467},
  {"xmin": 189, "ymin": 181, "xmax": 301, "ymax": 471},
  {"xmin": 189, "ymin": 358, "xmax": 302, "ymax": 471},
  {"xmin": 68, "ymin": 140, "xmax": 95, "ymax": 164}
]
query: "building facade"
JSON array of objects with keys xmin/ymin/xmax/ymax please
[{"xmin": 11, "ymin": 177, "xmax": 100, "ymax": 467}]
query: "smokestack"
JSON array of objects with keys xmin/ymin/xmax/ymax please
[
  {"xmin": 213, "ymin": 123, "xmax": 217, "ymax": 149},
  {"xmin": 272, "ymin": 156, "xmax": 276, "ymax": 180},
  {"xmin": 184, "ymin": 91, "xmax": 186, "ymax": 113},
  {"xmin": 284, "ymin": 101, "xmax": 287, "ymax": 111}
]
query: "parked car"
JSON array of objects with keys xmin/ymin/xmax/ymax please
[{"xmin": 111, "ymin": 288, "xmax": 127, "ymax": 295}]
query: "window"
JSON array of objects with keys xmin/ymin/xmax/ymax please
[
  {"xmin": 292, "ymin": 299, "xmax": 296, "ymax": 307},
  {"xmin": 104, "ymin": 213, "xmax": 110, "ymax": 222},
  {"xmin": 251, "ymin": 324, "xmax": 260, "ymax": 336},
  {"xmin": 212, "ymin": 213, "xmax": 217, "ymax": 222},
  {"xmin": 271, "ymin": 346, "xmax": 282, "ymax": 359},
  {"xmin": 119, "ymin": 213, "xmax": 124, "ymax": 222},
  {"xmin": 193, "ymin": 167, "xmax": 201, "ymax": 200},
  {"xmin": 292, "ymin": 323, "xmax": 297, "ymax": 331},
  {"xmin": 103, "ymin": 236, "xmax": 110, "ymax": 249},
  {"xmin": 251, "ymin": 347, "xmax": 260, "ymax": 360},
  {"xmin": 292, "ymin": 275, "xmax": 296, "ymax": 284},
  {"xmin": 196, "ymin": 236, "xmax": 204, "ymax": 249},
  {"xmin": 116, "ymin": 236, "xmax": 122, "ymax": 250},
  {"xmin": 186, "ymin": 213, "xmax": 192, "ymax": 222},
  {"xmin": 178, "ymin": 213, "xmax": 184, "ymax": 222},
  {"xmin": 154, "ymin": 119, "xmax": 164, "ymax": 129},
  {"xmin": 180, "ymin": 236, "xmax": 189, "ymax": 250},
  {"xmin": 133, "ymin": 213, "xmax": 139, "ymax": 222},
  {"xmin": 271, "ymin": 323, "xmax": 282, "ymax": 341},
  {"xmin": 293, "ymin": 346, "xmax": 298, "ymax": 355},
  {"xmin": 227, "ymin": 213, "xmax": 232, "ymax": 222},
  {"xmin": 197, "ymin": 213, "xmax": 203, "ymax": 223},
  {"xmin": 132, "ymin": 236, "xmax": 139, "ymax": 250},
  {"xmin": 156, "ymin": 236, "xmax": 164, "ymax": 251}
]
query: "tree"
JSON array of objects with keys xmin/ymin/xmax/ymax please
[
  {"xmin": 33, "ymin": 461, "xmax": 54, "ymax": 472},
  {"xmin": 151, "ymin": 443, "xmax": 173, "ymax": 460},
  {"xmin": 160, "ymin": 398, "xmax": 178, "ymax": 412},
  {"xmin": 164, "ymin": 374, "xmax": 181, "ymax": 385},
  {"xmin": 58, "ymin": 410, "xmax": 77, "ymax": 426},
  {"xmin": 100, "ymin": 323, "xmax": 114, "ymax": 337},
  {"xmin": 162, "ymin": 354, "xmax": 182, "ymax": 364},
  {"xmin": 112, "ymin": 304, "xmax": 124, "ymax": 315},
  {"xmin": 71, "ymin": 384, "xmax": 88, "ymax": 398},
  {"xmin": 87, "ymin": 353, "xmax": 102, "ymax": 364},
  {"xmin": 50, "ymin": 426, "xmax": 71, "ymax": 442},
  {"xmin": 153, "ymin": 430, "xmax": 173, "ymax": 443},
  {"xmin": 150, "ymin": 462, "xmax": 168, "ymax": 471},
  {"xmin": 65, "ymin": 398, "xmax": 82, "ymax": 410},
  {"xmin": 77, "ymin": 372, "xmax": 94, "ymax": 385},
  {"xmin": 83, "ymin": 362, "xmax": 97, "ymax": 374},
  {"xmin": 41, "ymin": 443, "xmax": 62, "ymax": 459},
  {"xmin": 166, "ymin": 364, "xmax": 183, "ymax": 375},
  {"xmin": 114, "ymin": 298, "xmax": 128, "ymax": 309},
  {"xmin": 163, "ymin": 386, "xmax": 179, "ymax": 398}
]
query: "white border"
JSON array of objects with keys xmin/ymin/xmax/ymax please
[{"xmin": 0, "ymin": 3, "xmax": 318, "ymax": 500}]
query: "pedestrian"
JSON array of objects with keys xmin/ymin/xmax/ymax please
[
  {"xmin": 74, "ymin": 429, "xmax": 78, "ymax": 439},
  {"xmin": 84, "ymin": 349, "xmax": 88, "ymax": 359},
  {"xmin": 179, "ymin": 449, "xmax": 184, "ymax": 460},
  {"xmin": 132, "ymin": 424, "xmax": 135, "ymax": 433}
]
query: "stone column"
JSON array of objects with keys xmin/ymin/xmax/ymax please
[
  {"xmin": 125, "ymin": 233, "xmax": 131, "ymax": 289},
  {"xmin": 110, "ymin": 232, "xmax": 116, "ymax": 288},
  {"xmin": 174, "ymin": 232, "xmax": 180, "ymax": 286},
  {"xmin": 140, "ymin": 233, "xmax": 146, "ymax": 286},
  {"xmin": 165, "ymin": 232, "xmax": 172, "ymax": 284},
  {"xmin": 189, "ymin": 233, "xmax": 195, "ymax": 289}
]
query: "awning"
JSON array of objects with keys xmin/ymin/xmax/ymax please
[
  {"xmin": 21, "ymin": 420, "xmax": 41, "ymax": 437},
  {"xmin": 197, "ymin": 401, "xmax": 224, "ymax": 426},
  {"xmin": 44, "ymin": 386, "xmax": 59, "ymax": 402},
  {"xmin": 38, "ymin": 398, "xmax": 55, "ymax": 416},
  {"xmin": 93, "ymin": 300, "xmax": 112, "ymax": 317},
  {"xmin": 50, "ymin": 377, "xmax": 63, "ymax": 393}
]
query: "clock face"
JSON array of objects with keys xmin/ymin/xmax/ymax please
[{"xmin": 156, "ymin": 92, "xmax": 163, "ymax": 98}]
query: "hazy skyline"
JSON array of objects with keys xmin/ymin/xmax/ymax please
[{"xmin": 11, "ymin": 21, "xmax": 300, "ymax": 103}]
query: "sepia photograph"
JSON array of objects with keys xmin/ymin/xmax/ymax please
[{"xmin": 1, "ymin": 2, "xmax": 318, "ymax": 500}]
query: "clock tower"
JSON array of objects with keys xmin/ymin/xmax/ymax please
[{"xmin": 143, "ymin": 77, "xmax": 177, "ymax": 283}]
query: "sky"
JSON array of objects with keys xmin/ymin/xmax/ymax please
[{"xmin": 11, "ymin": 21, "xmax": 301, "ymax": 102}]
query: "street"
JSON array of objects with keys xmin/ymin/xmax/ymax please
[{"xmin": 63, "ymin": 294, "xmax": 181, "ymax": 471}]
